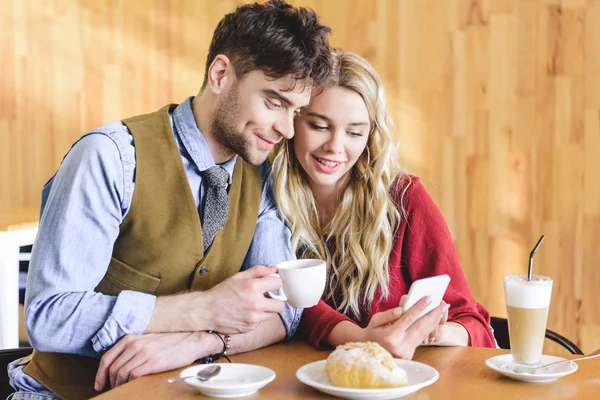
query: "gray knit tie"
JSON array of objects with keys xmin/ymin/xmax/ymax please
[{"xmin": 201, "ymin": 166, "xmax": 229, "ymax": 252}]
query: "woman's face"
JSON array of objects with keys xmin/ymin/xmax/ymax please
[{"xmin": 293, "ymin": 86, "xmax": 370, "ymax": 193}]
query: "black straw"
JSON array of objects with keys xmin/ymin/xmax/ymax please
[{"xmin": 528, "ymin": 235, "xmax": 545, "ymax": 281}]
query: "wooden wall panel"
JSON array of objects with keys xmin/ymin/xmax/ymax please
[{"xmin": 1, "ymin": 0, "xmax": 599, "ymax": 354}]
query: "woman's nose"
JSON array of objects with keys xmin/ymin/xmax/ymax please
[{"xmin": 323, "ymin": 132, "xmax": 344, "ymax": 153}]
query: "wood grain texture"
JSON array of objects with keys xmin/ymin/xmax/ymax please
[
  {"xmin": 1, "ymin": 0, "xmax": 598, "ymax": 353},
  {"xmin": 92, "ymin": 341, "xmax": 599, "ymax": 399}
]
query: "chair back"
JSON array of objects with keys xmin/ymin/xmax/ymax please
[
  {"xmin": 490, "ymin": 317, "xmax": 583, "ymax": 355},
  {"xmin": 0, "ymin": 347, "xmax": 33, "ymax": 399}
]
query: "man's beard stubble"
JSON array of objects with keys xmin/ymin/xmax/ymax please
[{"xmin": 211, "ymin": 83, "xmax": 266, "ymax": 166}]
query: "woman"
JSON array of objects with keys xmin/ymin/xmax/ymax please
[{"xmin": 271, "ymin": 50, "xmax": 496, "ymax": 359}]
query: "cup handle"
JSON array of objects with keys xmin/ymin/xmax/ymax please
[{"xmin": 266, "ymin": 273, "xmax": 287, "ymax": 302}]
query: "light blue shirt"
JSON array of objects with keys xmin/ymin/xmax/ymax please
[{"xmin": 8, "ymin": 97, "xmax": 300, "ymax": 396}]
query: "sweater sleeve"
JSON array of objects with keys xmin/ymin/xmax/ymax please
[
  {"xmin": 297, "ymin": 299, "xmax": 355, "ymax": 350},
  {"xmin": 400, "ymin": 179, "xmax": 496, "ymax": 348}
]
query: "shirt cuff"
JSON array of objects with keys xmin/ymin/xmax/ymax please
[
  {"xmin": 278, "ymin": 302, "xmax": 303, "ymax": 340},
  {"xmin": 91, "ymin": 290, "xmax": 156, "ymax": 353}
]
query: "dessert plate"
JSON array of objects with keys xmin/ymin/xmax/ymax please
[{"xmin": 296, "ymin": 359, "xmax": 438, "ymax": 400}]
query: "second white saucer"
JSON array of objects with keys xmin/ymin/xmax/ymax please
[
  {"xmin": 486, "ymin": 354, "xmax": 577, "ymax": 383},
  {"xmin": 180, "ymin": 363, "xmax": 276, "ymax": 398}
]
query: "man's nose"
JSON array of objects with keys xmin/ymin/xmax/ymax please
[{"xmin": 274, "ymin": 112, "xmax": 295, "ymax": 140}]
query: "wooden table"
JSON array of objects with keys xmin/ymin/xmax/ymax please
[
  {"xmin": 0, "ymin": 209, "xmax": 38, "ymax": 349},
  {"xmin": 94, "ymin": 341, "xmax": 600, "ymax": 399}
]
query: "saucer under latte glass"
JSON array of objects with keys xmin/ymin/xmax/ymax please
[{"xmin": 503, "ymin": 274, "xmax": 553, "ymax": 373}]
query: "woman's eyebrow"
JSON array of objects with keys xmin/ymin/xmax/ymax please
[{"xmin": 305, "ymin": 112, "xmax": 331, "ymax": 121}]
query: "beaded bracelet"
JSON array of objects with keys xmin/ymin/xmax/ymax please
[{"xmin": 196, "ymin": 330, "xmax": 232, "ymax": 364}]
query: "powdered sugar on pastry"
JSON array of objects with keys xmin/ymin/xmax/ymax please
[{"xmin": 325, "ymin": 342, "xmax": 409, "ymax": 388}]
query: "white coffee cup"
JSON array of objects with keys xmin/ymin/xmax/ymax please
[{"xmin": 267, "ymin": 259, "xmax": 326, "ymax": 308}]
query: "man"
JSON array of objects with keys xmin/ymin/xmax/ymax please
[{"xmin": 7, "ymin": 1, "xmax": 332, "ymax": 399}]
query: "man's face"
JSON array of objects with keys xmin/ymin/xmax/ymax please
[{"xmin": 212, "ymin": 70, "xmax": 312, "ymax": 166}]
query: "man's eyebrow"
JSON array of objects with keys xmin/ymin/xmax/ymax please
[{"xmin": 263, "ymin": 89, "xmax": 293, "ymax": 106}]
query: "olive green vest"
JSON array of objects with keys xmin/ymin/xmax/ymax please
[{"xmin": 23, "ymin": 104, "xmax": 262, "ymax": 399}]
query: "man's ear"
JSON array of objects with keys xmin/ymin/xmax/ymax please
[{"xmin": 206, "ymin": 54, "xmax": 233, "ymax": 94}]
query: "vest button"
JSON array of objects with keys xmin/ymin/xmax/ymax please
[{"xmin": 199, "ymin": 266, "xmax": 209, "ymax": 275}]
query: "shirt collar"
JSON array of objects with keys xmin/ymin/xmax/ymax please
[{"xmin": 171, "ymin": 96, "xmax": 235, "ymax": 184}]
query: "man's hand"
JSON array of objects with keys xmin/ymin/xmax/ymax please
[
  {"xmin": 193, "ymin": 265, "xmax": 286, "ymax": 334},
  {"xmin": 362, "ymin": 297, "xmax": 448, "ymax": 359},
  {"xmin": 146, "ymin": 265, "xmax": 286, "ymax": 334},
  {"xmin": 94, "ymin": 332, "xmax": 218, "ymax": 391}
]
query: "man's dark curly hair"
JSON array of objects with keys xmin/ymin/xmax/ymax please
[{"xmin": 202, "ymin": 0, "xmax": 332, "ymax": 90}]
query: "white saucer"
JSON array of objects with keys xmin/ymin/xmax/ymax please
[
  {"xmin": 296, "ymin": 359, "xmax": 439, "ymax": 400},
  {"xmin": 180, "ymin": 363, "xmax": 275, "ymax": 398},
  {"xmin": 486, "ymin": 354, "xmax": 578, "ymax": 383}
]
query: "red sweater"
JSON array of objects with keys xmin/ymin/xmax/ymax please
[{"xmin": 298, "ymin": 176, "xmax": 496, "ymax": 349}]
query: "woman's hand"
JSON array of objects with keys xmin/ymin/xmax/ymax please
[
  {"xmin": 424, "ymin": 299, "xmax": 448, "ymax": 345},
  {"xmin": 400, "ymin": 295, "xmax": 469, "ymax": 347},
  {"xmin": 397, "ymin": 294, "xmax": 449, "ymax": 346},
  {"xmin": 362, "ymin": 297, "xmax": 448, "ymax": 359},
  {"xmin": 398, "ymin": 295, "xmax": 469, "ymax": 347}
]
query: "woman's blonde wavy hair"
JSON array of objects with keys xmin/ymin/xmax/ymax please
[{"xmin": 271, "ymin": 49, "xmax": 410, "ymax": 319}]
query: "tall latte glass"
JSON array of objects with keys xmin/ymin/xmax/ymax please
[{"xmin": 503, "ymin": 274, "xmax": 553, "ymax": 373}]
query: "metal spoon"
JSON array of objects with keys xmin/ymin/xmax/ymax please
[
  {"xmin": 534, "ymin": 349, "xmax": 600, "ymax": 373},
  {"xmin": 167, "ymin": 365, "xmax": 221, "ymax": 383}
]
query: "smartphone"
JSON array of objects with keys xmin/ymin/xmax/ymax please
[{"xmin": 403, "ymin": 274, "xmax": 451, "ymax": 319}]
